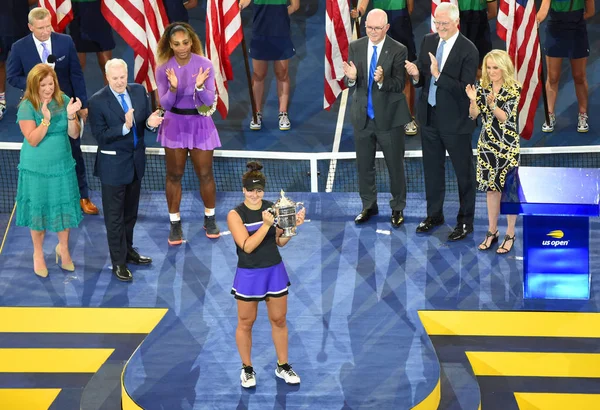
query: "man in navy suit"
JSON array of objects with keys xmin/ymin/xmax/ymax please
[
  {"xmin": 6, "ymin": 7, "xmax": 99, "ymax": 215},
  {"xmin": 405, "ymin": 2, "xmax": 478, "ymax": 241},
  {"xmin": 88, "ymin": 59, "xmax": 163, "ymax": 282}
]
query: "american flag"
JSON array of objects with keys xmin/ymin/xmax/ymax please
[
  {"xmin": 497, "ymin": 0, "xmax": 541, "ymax": 140},
  {"xmin": 324, "ymin": 0, "xmax": 352, "ymax": 110},
  {"xmin": 431, "ymin": 0, "xmax": 458, "ymax": 32},
  {"xmin": 38, "ymin": 0, "xmax": 73, "ymax": 33},
  {"xmin": 206, "ymin": 0, "xmax": 243, "ymax": 119},
  {"xmin": 100, "ymin": 0, "xmax": 169, "ymax": 92}
]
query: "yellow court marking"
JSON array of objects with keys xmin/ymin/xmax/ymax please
[
  {"xmin": 419, "ymin": 310, "xmax": 600, "ymax": 338},
  {"xmin": 466, "ymin": 351, "xmax": 600, "ymax": 378},
  {"xmin": 0, "ymin": 348, "xmax": 114, "ymax": 373},
  {"xmin": 0, "ymin": 307, "xmax": 168, "ymax": 333},
  {"xmin": 0, "ymin": 389, "xmax": 61, "ymax": 410},
  {"xmin": 410, "ymin": 378, "xmax": 440, "ymax": 410},
  {"xmin": 514, "ymin": 393, "xmax": 600, "ymax": 410}
]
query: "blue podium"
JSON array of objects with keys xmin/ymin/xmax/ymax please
[{"xmin": 501, "ymin": 167, "xmax": 600, "ymax": 299}]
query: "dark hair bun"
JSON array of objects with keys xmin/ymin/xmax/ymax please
[{"xmin": 246, "ymin": 161, "xmax": 263, "ymax": 172}]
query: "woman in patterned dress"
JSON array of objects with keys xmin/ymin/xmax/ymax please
[{"xmin": 465, "ymin": 50, "xmax": 521, "ymax": 254}]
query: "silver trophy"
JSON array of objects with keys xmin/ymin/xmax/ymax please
[{"xmin": 269, "ymin": 190, "xmax": 305, "ymax": 237}]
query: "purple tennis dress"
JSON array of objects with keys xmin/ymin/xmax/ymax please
[
  {"xmin": 156, "ymin": 54, "xmax": 221, "ymax": 150},
  {"xmin": 231, "ymin": 200, "xmax": 291, "ymax": 302}
]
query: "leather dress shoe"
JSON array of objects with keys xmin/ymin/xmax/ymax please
[
  {"xmin": 80, "ymin": 198, "xmax": 99, "ymax": 215},
  {"xmin": 391, "ymin": 211, "xmax": 404, "ymax": 228},
  {"xmin": 126, "ymin": 248, "xmax": 152, "ymax": 265},
  {"xmin": 354, "ymin": 206, "xmax": 378, "ymax": 224},
  {"xmin": 448, "ymin": 223, "xmax": 474, "ymax": 241},
  {"xmin": 112, "ymin": 265, "xmax": 133, "ymax": 282},
  {"xmin": 416, "ymin": 216, "xmax": 444, "ymax": 233}
]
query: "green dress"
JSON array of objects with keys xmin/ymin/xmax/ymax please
[{"xmin": 16, "ymin": 94, "xmax": 83, "ymax": 232}]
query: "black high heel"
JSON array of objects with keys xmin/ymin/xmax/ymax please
[
  {"xmin": 478, "ymin": 230, "xmax": 499, "ymax": 251},
  {"xmin": 497, "ymin": 234, "xmax": 516, "ymax": 254}
]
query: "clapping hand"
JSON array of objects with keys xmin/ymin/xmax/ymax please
[
  {"xmin": 405, "ymin": 60, "xmax": 418, "ymax": 77},
  {"xmin": 374, "ymin": 66, "xmax": 384, "ymax": 84},
  {"xmin": 66, "ymin": 97, "xmax": 82, "ymax": 117},
  {"xmin": 465, "ymin": 84, "xmax": 477, "ymax": 101},
  {"xmin": 428, "ymin": 52, "xmax": 440, "ymax": 78},
  {"xmin": 196, "ymin": 67, "xmax": 210, "ymax": 89},
  {"xmin": 147, "ymin": 109, "xmax": 164, "ymax": 128},
  {"xmin": 124, "ymin": 108, "xmax": 134, "ymax": 130},
  {"xmin": 166, "ymin": 68, "xmax": 178, "ymax": 89},
  {"xmin": 41, "ymin": 100, "xmax": 51, "ymax": 122},
  {"xmin": 486, "ymin": 91, "xmax": 496, "ymax": 108},
  {"xmin": 342, "ymin": 61, "xmax": 357, "ymax": 81}
]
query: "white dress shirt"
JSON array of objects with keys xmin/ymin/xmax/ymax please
[{"xmin": 368, "ymin": 36, "xmax": 386, "ymax": 88}]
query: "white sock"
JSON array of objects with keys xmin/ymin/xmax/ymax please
[
  {"xmin": 205, "ymin": 208, "xmax": 215, "ymax": 217},
  {"xmin": 169, "ymin": 213, "xmax": 180, "ymax": 222}
]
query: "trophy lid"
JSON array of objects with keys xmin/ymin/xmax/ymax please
[{"xmin": 278, "ymin": 190, "xmax": 293, "ymax": 207}]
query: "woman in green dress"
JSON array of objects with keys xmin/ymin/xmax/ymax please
[{"xmin": 16, "ymin": 63, "xmax": 83, "ymax": 277}]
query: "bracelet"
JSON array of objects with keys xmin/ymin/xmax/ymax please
[
  {"xmin": 489, "ymin": 104, "xmax": 497, "ymax": 111},
  {"xmin": 41, "ymin": 119, "xmax": 50, "ymax": 127},
  {"xmin": 195, "ymin": 84, "xmax": 205, "ymax": 92},
  {"xmin": 68, "ymin": 116, "xmax": 76, "ymax": 121}
]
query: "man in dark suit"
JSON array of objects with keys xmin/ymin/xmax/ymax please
[
  {"xmin": 342, "ymin": 8, "xmax": 412, "ymax": 228},
  {"xmin": 88, "ymin": 59, "xmax": 163, "ymax": 282},
  {"xmin": 405, "ymin": 2, "xmax": 478, "ymax": 241},
  {"xmin": 6, "ymin": 7, "xmax": 99, "ymax": 215}
]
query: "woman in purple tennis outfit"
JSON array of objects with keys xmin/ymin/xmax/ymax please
[
  {"xmin": 227, "ymin": 161, "xmax": 306, "ymax": 389},
  {"xmin": 156, "ymin": 22, "xmax": 221, "ymax": 245}
]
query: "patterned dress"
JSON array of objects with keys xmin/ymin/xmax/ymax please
[{"xmin": 475, "ymin": 82, "xmax": 521, "ymax": 192}]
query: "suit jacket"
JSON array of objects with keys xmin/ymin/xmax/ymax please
[
  {"xmin": 6, "ymin": 32, "xmax": 88, "ymax": 107},
  {"xmin": 346, "ymin": 35, "xmax": 411, "ymax": 131},
  {"xmin": 414, "ymin": 32, "xmax": 478, "ymax": 135},
  {"xmin": 88, "ymin": 84, "xmax": 151, "ymax": 186}
]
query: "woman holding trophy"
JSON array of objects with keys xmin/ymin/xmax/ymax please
[{"xmin": 227, "ymin": 161, "xmax": 306, "ymax": 389}]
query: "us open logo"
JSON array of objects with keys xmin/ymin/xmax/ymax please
[{"xmin": 542, "ymin": 230, "xmax": 569, "ymax": 246}]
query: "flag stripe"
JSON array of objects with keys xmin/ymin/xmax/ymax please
[{"xmin": 324, "ymin": 0, "xmax": 352, "ymax": 110}]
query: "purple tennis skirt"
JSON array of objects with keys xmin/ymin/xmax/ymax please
[
  {"xmin": 231, "ymin": 261, "xmax": 291, "ymax": 302},
  {"xmin": 157, "ymin": 111, "xmax": 222, "ymax": 150}
]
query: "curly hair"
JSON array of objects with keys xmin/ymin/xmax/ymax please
[{"xmin": 157, "ymin": 22, "xmax": 204, "ymax": 65}]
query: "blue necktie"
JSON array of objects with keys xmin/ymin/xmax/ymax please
[
  {"xmin": 119, "ymin": 93, "xmax": 138, "ymax": 147},
  {"xmin": 367, "ymin": 45, "xmax": 377, "ymax": 119},
  {"xmin": 428, "ymin": 40, "xmax": 446, "ymax": 107},
  {"xmin": 41, "ymin": 42, "xmax": 49, "ymax": 63}
]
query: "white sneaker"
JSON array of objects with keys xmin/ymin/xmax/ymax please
[
  {"xmin": 275, "ymin": 363, "xmax": 300, "ymax": 384},
  {"xmin": 577, "ymin": 113, "xmax": 589, "ymax": 133},
  {"xmin": 278, "ymin": 112, "xmax": 291, "ymax": 131},
  {"xmin": 0, "ymin": 101, "xmax": 6, "ymax": 121},
  {"xmin": 250, "ymin": 112, "xmax": 262, "ymax": 130},
  {"xmin": 541, "ymin": 112, "xmax": 556, "ymax": 133},
  {"xmin": 240, "ymin": 365, "xmax": 256, "ymax": 388},
  {"xmin": 404, "ymin": 119, "xmax": 418, "ymax": 136}
]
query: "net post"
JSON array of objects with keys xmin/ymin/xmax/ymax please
[{"xmin": 310, "ymin": 158, "xmax": 318, "ymax": 192}]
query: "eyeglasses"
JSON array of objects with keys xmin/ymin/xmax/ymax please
[
  {"xmin": 433, "ymin": 20, "xmax": 452, "ymax": 27},
  {"xmin": 366, "ymin": 25, "xmax": 385, "ymax": 32}
]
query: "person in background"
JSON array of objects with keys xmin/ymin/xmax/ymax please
[
  {"xmin": 156, "ymin": 22, "xmax": 221, "ymax": 244},
  {"xmin": 405, "ymin": 2, "xmax": 478, "ymax": 241},
  {"xmin": 537, "ymin": 0, "xmax": 595, "ymax": 133},
  {"xmin": 458, "ymin": 0, "xmax": 496, "ymax": 79},
  {"xmin": 7, "ymin": 7, "xmax": 99, "ymax": 215},
  {"xmin": 68, "ymin": 0, "xmax": 115, "ymax": 85},
  {"xmin": 16, "ymin": 63, "xmax": 83, "ymax": 277},
  {"xmin": 466, "ymin": 49, "xmax": 521, "ymax": 254},
  {"xmin": 239, "ymin": 0, "xmax": 300, "ymax": 131},
  {"xmin": 351, "ymin": 0, "xmax": 418, "ymax": 136},
  {"xmin": 163, "ymin": 0, "xmax": 198, "ymax": 23},
  {"xmin": 88, "ymin": 59, "xmax": 163, "ymax": 282},
  {"xmin": 227, "ymin": 161, "xmax": 305, "ymax": 388}
]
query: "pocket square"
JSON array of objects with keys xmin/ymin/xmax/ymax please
[{"xmin": 57, "ymin": 55, "xmax": 66, "ymax": 62}]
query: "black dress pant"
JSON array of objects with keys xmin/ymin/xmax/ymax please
[
  {"xmin": 101, "ymin": 173, "xmax": 141, "ymax": 266},
  {"xmin": 421, "ymin": 106, "xmax": 475, "ymax": 224}
]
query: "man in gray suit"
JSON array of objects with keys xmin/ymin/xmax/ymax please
[{"xmin": 343, "ymin": 8, "xmax": 412, "ymax": 228}]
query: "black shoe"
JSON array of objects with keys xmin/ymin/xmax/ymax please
[
  {"xmin": 112, "ymin": 265, "xmax": 133, "ymax": 282},
  {"xmin": 391, "ymin": 210, "xmax": 404, "ymax": 228},
  {"xmin": 448, "ymin": 223, "xmax": 474, "ymax": 241},
  {"xmin": 168, "ymin": 221, "xmax": 183, "ymax": 245},
  {"xmin": 416, "ymin": 216, "xmax": 444, "ymax": 233},
  {"xmin": 354, "ymin": 206, "xmax": 379, "ymax": 224},
  {"xmin": 127, "ymin": 248, "xmax": 152, "ymax": 265}
]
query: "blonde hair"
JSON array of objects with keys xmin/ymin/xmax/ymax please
[
  {"xmin": 22, "ymin": 63, "xmax": 64, "ymax": 111},
  {"xmin": 481, "ymin": 49, "xmax": 521, "ymax": 89},
  {"xmin": 28, "ymin": 7, "xmax": 50, "ymax": 25},
  {"xmin": 157, "ymin": 22, "xmax": 204, "ymax": 65}
]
